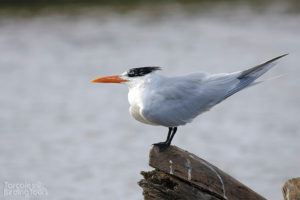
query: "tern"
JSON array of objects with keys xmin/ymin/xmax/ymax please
[{"xmin": 91, "ymin": 54, "xmax": 287, "ymax": 150}]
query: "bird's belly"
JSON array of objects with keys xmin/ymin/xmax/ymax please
[{"xmin": 130, "ymin": 105, "xmax": 158, "ymax": 126}]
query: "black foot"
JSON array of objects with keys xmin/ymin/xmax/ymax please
[{"xmin": 153, "ymin": 142, "xmax": 170, "ymax": 152}]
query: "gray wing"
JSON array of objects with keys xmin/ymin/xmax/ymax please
[
  {"xmin": 142, "ymin": 72, "xmax": 237, "ymax": 127},
  {"xmin": 142, "ymin": 55, "xmax": 287, "ymax": 127}
]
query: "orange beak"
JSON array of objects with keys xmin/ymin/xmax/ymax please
[{"xmin": 91, "ymin": 75, "xmax": 128, "ymax": 83}]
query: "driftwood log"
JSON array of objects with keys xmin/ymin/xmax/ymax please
[
  {"xmin": 139, "ymin": 145, "xmax": 266, "ymax": 200},
  {"xmin": 282, "ymin": 178, "xmax": 300, "ymax": 200}
]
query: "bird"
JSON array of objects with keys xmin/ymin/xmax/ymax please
[{"xmin": 91, "ymin": 54, "xmax": 287, "ymax": 150}]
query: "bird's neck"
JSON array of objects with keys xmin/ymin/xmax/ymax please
[{"xmin": 127, "ymin": 73, "xmax": 162, "ymax": 108}]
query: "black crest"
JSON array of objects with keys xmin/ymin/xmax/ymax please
[{"xmin": 127, "ymin": 66, "xmax": 161, "ymax": 77}]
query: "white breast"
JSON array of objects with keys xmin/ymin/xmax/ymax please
[{"xmin": 128, "ymin": 84, "xmax": 159, "ymax": 126}]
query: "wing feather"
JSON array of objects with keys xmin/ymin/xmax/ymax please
[
  {"xmin": 142, "ymin": 55, "xmax": 286, "ymax": 127},
  {"xmin": 142, "ymin": 72, "xmax": 238, "ymax": 127}
]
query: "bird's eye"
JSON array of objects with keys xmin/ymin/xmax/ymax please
[{"xmin": 127, "ymin": 71, "xmax": 135, "ymax": 77}]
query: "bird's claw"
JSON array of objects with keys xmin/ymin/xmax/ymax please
[{"xmin": 153, "ymin": 142, "xmax": 170, "ymax": 152}]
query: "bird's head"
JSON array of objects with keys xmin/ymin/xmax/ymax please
[{"xmin": 91, "ymin": 66, "xmax": 161, "ymax": 86}]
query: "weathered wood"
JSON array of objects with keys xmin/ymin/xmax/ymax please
[
  {"xmin": 139, "ymin": 145, "xmax": 266, "ymax": 200},
  {"xmin": 139, "ymin": 170, "xmax": 220, "ymax": 200},
  {"xmin": 282, "ymin": 177, "xmax": 300, "ymax": 200}
]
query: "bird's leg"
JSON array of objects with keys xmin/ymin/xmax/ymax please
[
  {"xmin": 166, "ymin": 127, "xmax": 177, "ymax": 146},
  {"xmin": 153, "ymin": 127, "xmax": 173, "ymax": 151},
  {"xmin": 153, "ymin": 127, "xmax": 178, "ymax": 151},
  {"xmin": 165, "ymin": 127, "xmax": 173, "ymax": 142}
]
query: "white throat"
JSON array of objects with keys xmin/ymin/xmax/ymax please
[{"xmin": 126, "ymin": 73, "xmax": 161, "ymax": 125}]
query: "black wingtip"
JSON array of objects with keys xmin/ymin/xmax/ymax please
[
  {"xmin": 238, "ymin": 54, "xmax": 288, "ymax": 80},
  {"xmin": 264, "ymin": 53, "xmax": 288, "ymax": 65},
  {"xmin": 275, "ymin": 53, "xmax": 289, "ymax": 59}
]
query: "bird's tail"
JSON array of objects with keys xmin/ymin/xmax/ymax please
[
  {"xmin": 246, "ymin": 73, "xmax": 287, "ymax": 88},
  {"xmin": 223, "ymin": 54, "xmax": 288, "ymax": 99},
  {"xmin": 238, "ymin": 54, "xmax": 288, "ymax": 80}
]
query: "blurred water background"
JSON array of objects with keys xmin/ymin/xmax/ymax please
[{"xmin": 0, "ymin": 1, "xmax": 300, "ymax": 199}]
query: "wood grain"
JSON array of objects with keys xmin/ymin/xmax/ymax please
[
  {"xmin": 282, "ymin": 178, "xmax": 300, "ymax": 200},
  {"xmin": 139, "ymin": 145, "xmax": 266, "ymax": 200}
]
